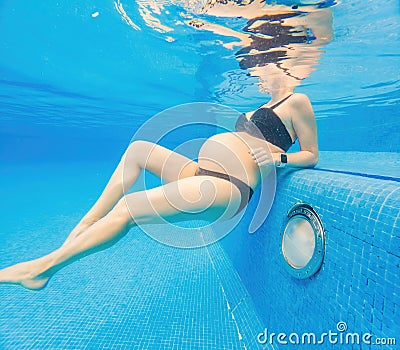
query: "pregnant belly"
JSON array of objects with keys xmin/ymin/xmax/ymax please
[{"xmin": 198, "ymin": 132, "xmax": 270, "ymax": 189}]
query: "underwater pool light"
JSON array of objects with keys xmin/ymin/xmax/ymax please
[{"xmin": 281, "ymin": 202, "xmax": 325, "ymax": 279}]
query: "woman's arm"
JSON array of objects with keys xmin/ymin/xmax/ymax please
[
  {"xmin": 283, "ymin": 93, "xmax": 318, "ymax": 168},
  {"xmin": 271, "ymin": 148, "xmax": 318, "ymax": 168}
]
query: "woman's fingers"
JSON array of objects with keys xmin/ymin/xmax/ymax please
[
  {"xmin": 256, "ymin": 156, "xmax": 271, "ymax": 165},
  {"xmin": 252, "ymin": 154, "xmax": 272, "ymax": 166},
  {"xmin": 249, "ymin": 147, "xmax": 274, "ymax": 167},
  {"xmin": 249, "ymin": 147, "xmax": 266, "ymax": 157},
  {"xmin": 258, "ymin": 158, "xmax": 272, "ymax": 166},
  {"xmin": 256, "ymin": 155, "xmax": 269, "ymax": 161}
]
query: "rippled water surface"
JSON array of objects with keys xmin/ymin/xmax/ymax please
[{"xmin": 0, "ymin": 0, "xmax": 399, "ymax": 153}]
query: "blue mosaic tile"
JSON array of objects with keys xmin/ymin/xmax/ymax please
[
  {"xmin": 219, "ymin": 152, "xmax": 400, "ymax": 349},
  {"xmin": 0, "ymin": 162, "xmax": 266, "ymax": 350}
]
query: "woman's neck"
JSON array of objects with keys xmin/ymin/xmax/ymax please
[{"xmin": 268, "ymin": 89, "xmax": 294, "ymax": 105}]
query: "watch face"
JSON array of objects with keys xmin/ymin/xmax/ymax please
[{"xmin": 281, "ymin": 154, "xmax": 288, "ymax": 163}]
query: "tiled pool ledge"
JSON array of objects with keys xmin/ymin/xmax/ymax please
[
  {"xmin": 217, "ymin": 151, "xmax": 400, "ymax": 349},
  {"xmin": 316, "ymin": 151, "xmax": 400, "ymax": 181}
]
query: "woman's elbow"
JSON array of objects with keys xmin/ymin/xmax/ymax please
[
  {"xmin": 309, "ymin": 152, "xmax": 319, "ymax": 168},
  {"xmin": 303, "ymin": 151, "xmax": 318, "ymax": 168}
]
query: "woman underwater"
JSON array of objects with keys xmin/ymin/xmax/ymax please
[
  {"xmin": 0, "ymin": 85, "xmax": 318, "ymax": 291},
  {"xmin": 0, "ymin": 3, "xmax": 330, "ymax": 290}
]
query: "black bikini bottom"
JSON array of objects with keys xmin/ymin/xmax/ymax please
[{"xmin": 195, "ymin": 167, "xmax": 254, "ymax": 214}]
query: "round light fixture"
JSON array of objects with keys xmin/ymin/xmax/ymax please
[{"xmin": 281, "ymin": 202, "xmax": 325, "ymax": 279}]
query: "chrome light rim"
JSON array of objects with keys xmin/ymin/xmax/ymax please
[{"xmin": 281, "ymin": 202, "xmax": 326, "ymax": 279}]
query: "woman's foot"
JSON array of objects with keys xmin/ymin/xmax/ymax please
[{"xmin": 0, "ymin": 260, "xmax": 51, "ymax": 291}]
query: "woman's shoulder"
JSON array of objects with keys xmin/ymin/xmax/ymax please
[
  {"xmin": 291, "ymin": 93, "xmax": 314, "ymax": 114},
  {"xmin": 291, "ymin": 93, "xmax": 315, "ymax": 122},
  {"xmin": 290, "ymin": 92, "xmax": 311, "ymax": 105}
]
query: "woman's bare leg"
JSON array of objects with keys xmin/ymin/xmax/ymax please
[
  {"xmin": 0, "ymin": 176, "xmax": 240, "ymax": 290},
  {"xmin": 0, "ymin": 198, "xmax": 134, "ymax": 290},
  {"xmin": 62, "ymin": 140, "xmax": 197, "ymax": 246}
]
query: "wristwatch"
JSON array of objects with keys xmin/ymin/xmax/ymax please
[{"xmin": 277, "ymin": 153, "xmax": 288, "ymax": 167}]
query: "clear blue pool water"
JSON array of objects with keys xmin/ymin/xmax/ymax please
[{"xmin": 0, "ymin": 0, "xmax": 399, "ymax": 349}]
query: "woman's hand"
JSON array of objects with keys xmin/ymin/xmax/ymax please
[{"xmin": 249, "ymin": 148, "xmax": 279, "ymax": 167}]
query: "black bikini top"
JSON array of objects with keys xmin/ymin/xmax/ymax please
[{"xmin": 235, "ymin": 94, "xmax": 295, "ymax": 152}]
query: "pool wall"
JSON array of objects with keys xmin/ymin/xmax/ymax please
[{"xmin": 216, "ymin": 152, "xmax": 400, "ymax": 348}]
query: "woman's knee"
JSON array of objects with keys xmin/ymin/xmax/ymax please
[
  {"xmin": 126, "ymin": 140, "xmax": 154, "ymax": 156},
  {"xmin": 122, "ymin": 140, "xmax": 154, "ymax": 165},
  {"xmin": 111, "ymin": 197, "xmax": 134, "ymax": 224}
]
